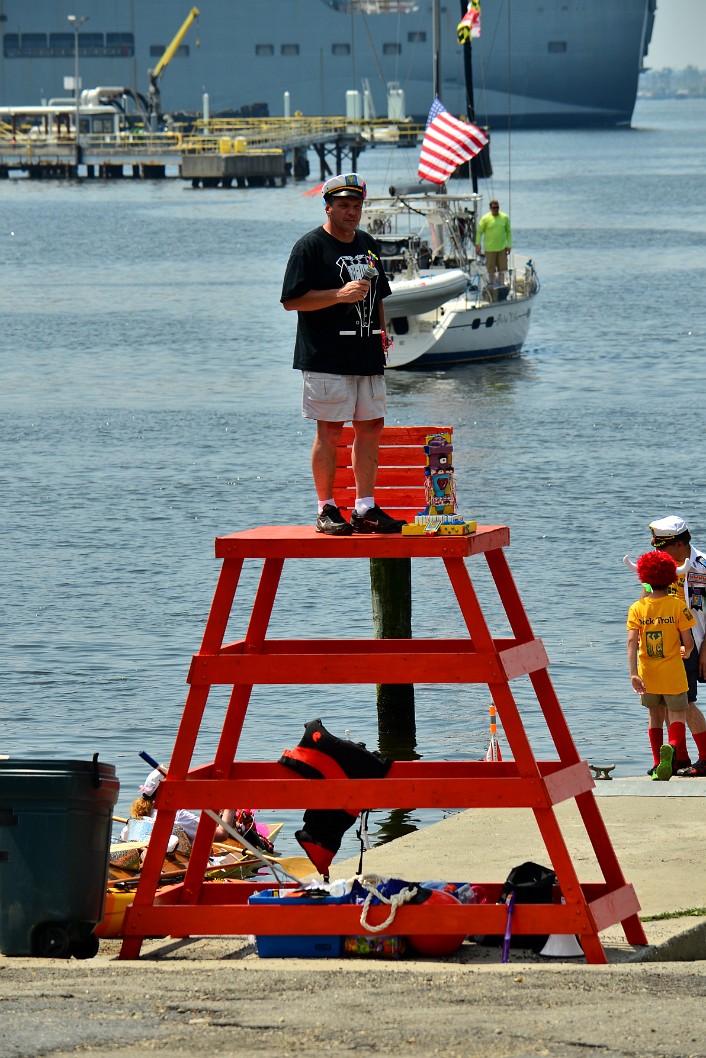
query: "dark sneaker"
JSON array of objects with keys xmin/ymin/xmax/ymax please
[
  {"xmin": 677, "ymin": 758, "xmax": 706, "ymax": 777},
  {"xmin": 315, "ymin": 504, "xmax": 353, "ymax": 536},
  {"xmin": 350, "ymin": 504, "xmax": 406, "ymax": 535},
  {"xmin": 646, "ymin": 765, "xmax": 658, "ymax": 777},
  {"xmin": 652, "ymin": 743, "xmax": 674, "ymax": 781}
]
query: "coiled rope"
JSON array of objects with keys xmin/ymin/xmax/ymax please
[{"xmin": 357, "ymin": 874, "xmax": 419, "ymax": 933}]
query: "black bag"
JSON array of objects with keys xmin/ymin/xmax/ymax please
[{"xmin": 476, "ymin": 860, "xmax": 557, "ymax": 953}]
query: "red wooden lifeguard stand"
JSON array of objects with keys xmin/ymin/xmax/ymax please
[{"xmin": 119, "ymin": 427, "xmax": 646, "ymax": 962}]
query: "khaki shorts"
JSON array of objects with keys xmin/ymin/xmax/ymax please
[
  {"xmin": 302, "ymin": 372, "xmax": 386, "ymax": 422},
  {"xmin": 485, "ymin": 249, "xmax": 508, "ymax": 273},
  {"xmin": 640, "ymin": 691, "xmax": 689, "ymax": 711}
]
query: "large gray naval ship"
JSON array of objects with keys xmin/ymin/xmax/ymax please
[{"xmin": 0, "ymin": 0, "xmax": 657, "ymax": 128}]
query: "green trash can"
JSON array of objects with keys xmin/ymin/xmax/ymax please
[{"xmin": 0, "ymin": 755, "xmax": 119, "ymax": 958}]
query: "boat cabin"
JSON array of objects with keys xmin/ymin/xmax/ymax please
[
  {"xmin": 375, "ymin": 233, "xmax": 433, "ymax": 276},
  {"xmin": 0, "ymin": 101, "xmax": 123, "ymax": 139}
]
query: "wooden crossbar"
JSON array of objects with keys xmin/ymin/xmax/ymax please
[{"xmin": 333, "ymin": 424, "xmax": 452, "ymax": 521}]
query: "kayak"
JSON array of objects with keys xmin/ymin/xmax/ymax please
[
  {"xmin": 96, "ymin": 848, "xmax": 315, "ymax": 940},
  {"xmin": 97, "ymin": 822, "xmax": 284, "ymax": 938}
]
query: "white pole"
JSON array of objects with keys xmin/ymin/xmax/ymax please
[{"xmin": 67, "ymin": 13, "xmax": 89, "ymax": 164}]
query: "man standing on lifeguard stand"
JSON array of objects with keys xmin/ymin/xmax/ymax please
[{"xmin": 281, "ymin": 172, "xmax": 405, "ymax": 537}]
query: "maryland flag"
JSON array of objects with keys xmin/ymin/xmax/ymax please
[{"xmin": 457, "ymin": 0, "xmax": 481, "ymax": 44}]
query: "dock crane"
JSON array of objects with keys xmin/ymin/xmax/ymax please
[{"xmin": 146, "ymin": 6, "xmax": 200, "ymax": 128}]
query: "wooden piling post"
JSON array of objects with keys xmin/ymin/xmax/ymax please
[{"xmin": 370, "ymin": 556, "xmax": 415, "ymax": 740}]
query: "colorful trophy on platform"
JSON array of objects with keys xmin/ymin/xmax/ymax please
[{"xmin": 402, "ymin": 431, "xmax": 477, "ymax": 536}]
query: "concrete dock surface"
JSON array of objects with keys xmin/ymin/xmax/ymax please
[{"xmin": 2, "ymin": 781, "xmax": 705, "ymax": 1058}]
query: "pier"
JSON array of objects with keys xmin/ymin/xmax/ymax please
[{"xmin": 0, "ymin": 115, "xmax": 421, "ymax": 184}]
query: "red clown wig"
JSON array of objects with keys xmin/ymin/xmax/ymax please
[{"xmin": 635, "ymin": 550, "xmax": 678, "ymax": 589}]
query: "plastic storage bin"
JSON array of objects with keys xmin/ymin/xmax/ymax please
[
  {"xmin": 94, "ymin": 889, "xmax": 133, "ymax": 939},
  {"xmin": 248, "ymin": 888, "xmax": 347, "ymax": 958},
  {"xmin": 0, "ymin": 757, "xmax": 119, "ymax": 958}
]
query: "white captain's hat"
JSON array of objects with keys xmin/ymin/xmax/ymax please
[
  {"xmin": 139, "ymin": 768, "xmax": 165, "ymax": 797},
  {"xmin": 322, "ymin": 172, "xmax": 367, "ymax": 200},
  {"xmin": 648, "ymin": 516, "xmax": 689, "ymax": 546}
]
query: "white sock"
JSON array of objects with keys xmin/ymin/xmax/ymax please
[
  {"xmin": 318, "ymin": 498, "xmax": 336, "ymax": 514},
  {"xmin": 355, "ymin": 496, "xmax": 375, "ymax": 514}
]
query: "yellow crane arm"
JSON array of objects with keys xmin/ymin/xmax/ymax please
[{"xmin": 152, "ymin": 6, "xmax": 200, "ymax": 82}]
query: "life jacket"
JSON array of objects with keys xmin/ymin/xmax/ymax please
[{"xmin": 279, "ymin": 718, "xmax": 391, "ymax": 877}]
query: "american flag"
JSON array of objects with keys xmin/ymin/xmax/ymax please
[
  {"xmin": 457, "ymin": 0, "xmax": 481, "ymax": 44},
  {"xmin": 417, "ymin": 98, "xmax": 489, "ymax": 185}
]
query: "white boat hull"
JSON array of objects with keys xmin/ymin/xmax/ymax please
[{"xmin": 385, "ymin": 290, "xmax": 536, "ymax": 370}]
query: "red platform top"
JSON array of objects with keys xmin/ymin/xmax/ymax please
[{"xmin": 214, "ymin": 524, "xmax": 510, "ymax": 559}]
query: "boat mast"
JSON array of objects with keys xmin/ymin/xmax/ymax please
[
  {"xmin": 459, "ymin": 0, "xmax": 477, "ymax": 192},
  {"xmin": 458, "ymin": 0, "xmax": 491, "ymax": 193}
]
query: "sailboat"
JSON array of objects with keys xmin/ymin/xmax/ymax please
[{"xmin": 366, "ymin": 0, "xmax": 540, "ymax": 370}]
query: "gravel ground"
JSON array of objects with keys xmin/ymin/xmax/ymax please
[{"xmin": 2, "ymin": 928, "xmax": 706, "ymax": 1058}]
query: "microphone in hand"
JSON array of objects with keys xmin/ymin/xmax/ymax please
[{"xmin": 345, "ymin": 265, "xmax": 378, "ymax": 313}]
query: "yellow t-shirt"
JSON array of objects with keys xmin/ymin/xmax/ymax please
[{"xmin": 626, "ymin": 594, "xmax": 695, "ymax": 694}]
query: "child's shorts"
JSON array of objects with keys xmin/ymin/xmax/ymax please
[{"xmin": 640, "ymin": 691, "xmax": 688, "ymax": 711}]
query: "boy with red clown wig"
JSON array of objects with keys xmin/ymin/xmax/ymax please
[{"xmin": 627, "ymin": 550, "xmax": 696, "ymax": 780}]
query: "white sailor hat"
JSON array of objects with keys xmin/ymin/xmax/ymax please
[
  {"xmin": 648, "ymin": 515, "xmax": 689, "ymax": 544},
  {"xmin": 139, "ymin": 767, "xmax": 165, "ymax": 797},
  {"xmin": 322, "ymin": 172, "xmax": 367, "ymax": 200}
]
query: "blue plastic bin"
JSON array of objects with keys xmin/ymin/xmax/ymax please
[{"xmin": 248, "ymin": 888, "xmax": 347, "ymax": 958}]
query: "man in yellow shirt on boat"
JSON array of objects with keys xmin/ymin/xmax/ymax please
[{"xmin": 475, "ymin": 199, "xmax": 512, "ymax": 278}]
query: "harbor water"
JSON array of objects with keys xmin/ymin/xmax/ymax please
[{"xmin": 2, "ymin": 98, "xmax": 705, "ymax": 857}]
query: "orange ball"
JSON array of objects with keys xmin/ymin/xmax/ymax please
[{"xmin": 406, "ymin": 889, "xmax": 466, "ymax": 956}]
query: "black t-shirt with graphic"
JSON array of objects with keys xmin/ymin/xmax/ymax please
[{"xmin": 281, "ymin": 226, "xmax": 391, "ymax": 375}]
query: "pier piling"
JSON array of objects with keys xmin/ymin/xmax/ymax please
[{"xmin": 370, "ymin": 557, "xmax": 415, "ymax": 741}]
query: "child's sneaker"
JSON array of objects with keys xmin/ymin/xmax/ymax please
[
  {"xmin": 676, "ymin": 758, "xmax": 706, "ymax": 777},
  {"xmin": 652, "ymin": 744, "xmax": 674, "ymax": 781}
]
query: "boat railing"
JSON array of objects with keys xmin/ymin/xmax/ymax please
[
  {"xmin": 475, "ymin": 256, "xmax": 540, "ymax": 305},
  {"xmin": 366, "ymin": 202, "xmax": 539, "ymax": 306}
]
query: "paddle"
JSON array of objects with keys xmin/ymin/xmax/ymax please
[{"xmin": 138, "ymin": 750, "xmax": 311, "ymax": 884}]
